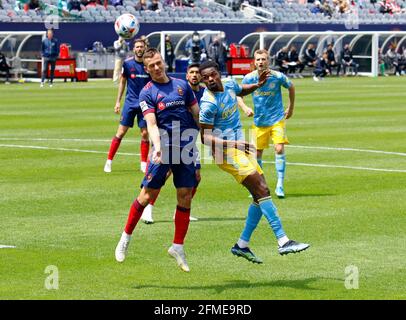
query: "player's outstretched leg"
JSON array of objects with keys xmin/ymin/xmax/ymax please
[
  {"xmin": 115, "ymin": 199, "xmax": 146, "ymax": 262},
  {"xmin": 258, "ymin": 196, "xmax": 309, "ymax": 255},
  {"xmin": 105, "ymin": 136, "xmax": 122, "ymax": 173},
  {"xmin": 231, "ymin": 203, "xmax": 263, "ymax": 264}
]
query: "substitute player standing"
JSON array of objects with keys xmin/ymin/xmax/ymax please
[
  {"xmin": 199, "ymin": 61, "xmax": 309, "ymax": 264},
  {"xmin": 115, "ymin": 48, "xmax": 200, "ymax": 272},
  {"xmin": 104, "ymin": 38, "xmax": 151, "ymax": 173},
  {"xmin": 238, "ymin": 49, "xmax": 295, "ymax": 198}
]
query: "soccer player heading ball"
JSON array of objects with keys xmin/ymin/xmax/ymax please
[
  {"xmin": 115, "ymin": 48, "xmax": 200, "ymax": 272},
  {"xmin": 198, "ymin": 61, "xmax": 309, "ymax": 264}
]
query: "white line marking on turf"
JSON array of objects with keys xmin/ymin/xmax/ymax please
[
  {"xmin": 1, "ymin": 144, "xmax": 405, "ymax": 173},
  {"xmin": 1, "ymin": 138, "xmax": 405, "ymax": 157},
  {"xmin": 0, "ymin": 245, "xmax": 16, "ymax": 249},
  {"xmin": 287, "ymin": 145, "xmax": 406, "ymax": 157},
  {"xmin": 0, "ymin": 138, "xmax": 112, "ymax": 142},
  {"xmin": 262, "ymin": 160, "xmax": 406, "ymax": 173},
  {"xmin": 0, "ymin": 144, "xmax": 138, "ymax": 156}
]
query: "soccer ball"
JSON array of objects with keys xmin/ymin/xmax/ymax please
[{"xmin": 114, "ymin": 14, "xmax": 139, "ymax": 40}]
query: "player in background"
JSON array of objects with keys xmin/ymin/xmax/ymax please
[
  {"xmin": 237, "ymin": 49, "xmax": 295, "ymax": 198},
  {"xmin": 140, "ymin": 63, "xmax": 203, "ymax": 224},
  {"xmin": 104, "ymin": 38, "xmax": 151, "ymax": 174},
  {"xmin": 115, "ymin": 48, "xmax": 200, "ymax": 272},
  {"xmin": 199, "ymin": 61, "xmax": 309, "ymax": 264}
]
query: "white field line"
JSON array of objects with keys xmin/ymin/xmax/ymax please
[
  {"xmin": 0, "ymin": 144, "xmax": 138, "ymax": 156},
  {"xmin": 262, "ymin": 160, "xmax": 406, "ymax": 173},
  {"xmin": 0, "ymin": 143, "xmax": 405, "ymax": 173},
  {"xmin": 0, "ymin": 245, "xmax": 16, "ymax": 249},
  {"xmin": 288, "ymin": 145, "xmax": 406, "ymax": 157},
  {"xmin": 0, "ymin": 138, "xmax": 405, "ymax": 157}
]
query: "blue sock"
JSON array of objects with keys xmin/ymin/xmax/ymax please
[
  {"xmin": 258, "ymin": 197, "xmax": 286, "ymax": 239},
  {"xmin": 240, "ymin": 203, "xmax": 262, "ymax": 242},
  {"xmin": 275, "ymin": 153, "xmax": 286, "ymax": 186},
  {"xmin": 257, "ymin": 158, "xmax": 263, "ymax": 168}
]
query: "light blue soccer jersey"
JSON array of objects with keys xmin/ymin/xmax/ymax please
[
  {"xmin": 242, "ymin": 70, "xmax": 292, "ymax": 127},
  {"xmin": 199, "ymin": 78, "xmax": 244, "ymax": 141}
]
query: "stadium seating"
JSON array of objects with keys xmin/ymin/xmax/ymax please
[{"xmin": 1, "ymin": 0, "xmax": 406, "ymax": 24}]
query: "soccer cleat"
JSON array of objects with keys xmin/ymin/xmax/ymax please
[
  {"xmin": 40, "ymin": 82, "xmax": 44, "ymax": 88},
  {"xmin": 168, "ymin": 245, "xmax": 190, "ymax": 272},
  {"xmin": 141, "ymin": 204, "xmax": 154, "ymax": 224},
  {"xmin": 275, "ymin": 186, "xmax": 285, "ymax": 198},
  {"xmin": 313, "ymin": 76, "xmax": 319, "ymax": 82},
  {"xmin": 104, "ymin": 160, "xmax": 112, "ymax": 173},
  {"xmin": 115, "ymin": 237, "xmax": 130, "ymax": 262},
  {"xmin": 231, "ymin": 244, "xmax": 263, "ymax": 264},
  {"xmin": 49, "ymin": 83, "xmax": 53, "ymax": 88},
  {"xmin": 140, "ymin": 161, "xmax": 147, "ymax": 173},
  {"xmin": 278, "ymin": 240, "xmax": 310, "ymax": 256}
]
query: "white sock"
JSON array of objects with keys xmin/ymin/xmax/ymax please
[
  {"xmin": 106, "ymin": 159, "xmax": 112, "ymax": 164},
  {"xmin": 121, "ymin": 231, "xmax": 131, "ymax": 242},
  {"xmin": 277, "ymin": 235, "xmax": 289, "ymax": 247},
  {"xmin": 237, "ymin": 239, "xmax": 249, "ymax": 249},
  {"xmin": 172, "ymin": 243, "xmax": 183, "ymax": 251}
]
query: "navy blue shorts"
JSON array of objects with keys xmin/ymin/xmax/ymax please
[
  {"xmin": 120, "ymin": 105, "xmax": 147, "ymax": 128},
  {"xmin": 141, "ymin": 147, "xmax": 198, "ymax": 189}
]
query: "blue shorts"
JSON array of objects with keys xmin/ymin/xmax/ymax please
[
  {"xmin": 141, "ymin": 147, "xmax": 198, "ymax": 189},
  {"xmin": 120, "ymin": 104, "xmax": 147, "ymax": 128}
]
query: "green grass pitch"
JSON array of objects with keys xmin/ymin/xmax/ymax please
[{"xmin": 0, "ymin": 77, "xmax": 405, "ymax": 300}]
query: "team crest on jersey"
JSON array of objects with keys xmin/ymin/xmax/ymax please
[
  {"xmin": 177, "ymin": 86, "xmax": 184, "ymax": 96},
  {"xmin": 157, "ymin": 94, "xmax": 164, "ymax": 100},
  {"xmin": 158, "ymin": 102, "xmax": 166, "ymax": 110},
  {"xmin": 269, "ymin": 83, "xmax": 275, "ymax": 89},
  {"xmin": 147, "ymin": 173, "xmax": 153, "ymax": 182}
]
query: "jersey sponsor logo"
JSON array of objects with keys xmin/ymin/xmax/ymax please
[
  {"xmin": 140, "ymin": 101, "xmax": 149, "ymax": 112},
  {"xmin": 221, "ymin": 103, "xmax": 237, "ymax": 119},
  {"xmin": 165, "ymin": 100, "xmax": 185, "ymax": 108},
  {"xmin": 177, "ymin": 86, "xmax": 184, "ymax": 96},
  {"xmin": 130, "ymin": 74, "xmax": 136, "ymax": 79},
  {"xmin": 158, "ymin": 101, "xmax": 166, "ymax": 110}
]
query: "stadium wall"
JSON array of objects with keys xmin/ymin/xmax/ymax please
[{"xmin": 0, "ymin": 23, "xmax": 405, "ymax": 52}]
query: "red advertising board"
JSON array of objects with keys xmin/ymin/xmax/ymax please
[
  {"xmin": 51, "ymin": 59, "xmax": 76, "ymax": 78},
  {"xmin": 227, "ymin": 58, "xmax": 254, "ymax": 75}
]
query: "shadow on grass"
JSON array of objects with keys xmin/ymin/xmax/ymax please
[
  {"xmin": 282, "ymin": 193, "xmax": 335, "ymax": 198},
  {"xmin": 133, "ymin": 278, "xmax": 342, "ymax": 293},
  {"xmin": 150, "ymin": 217, "xmax": 246, "ymax": 224}
]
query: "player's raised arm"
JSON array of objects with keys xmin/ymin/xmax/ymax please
[
  {"xmin": 114, "ymin": 75, "xmax": 127, "ymax": 114},
  {"xmin": 238, "ymin": 70, "xmax": 270, "ymax": 97}
]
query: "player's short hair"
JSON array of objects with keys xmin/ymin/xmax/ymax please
[
  {"xmin": 254, "ymin": 49, "xmax": 269, "ymax": 59},
  {"xmin": 143, "ymin": 48, "xmax": 161, "ymax": 63},
  {"xmin": 187, "ymin": 63, "xmax": 200, "ymax": 72},
  {"xmin": 199, "ymin": 60, "xmax": 219, "ymax": 73},
  {"xmin": 133, "ymin": 38, "xmax": 146, "ymax": 46}
]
